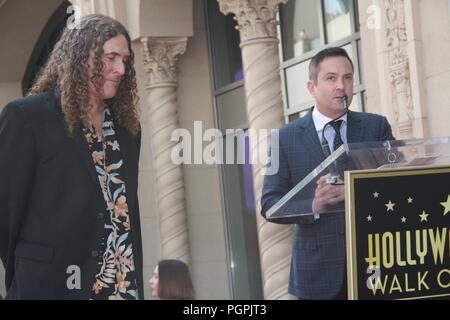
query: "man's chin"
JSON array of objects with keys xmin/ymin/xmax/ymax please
[
  {"xmin": 332, "ymin": 104, "xmax": 346, "ymax": 112},
  {"xmin": 102, "ymin": 91, "xmax": 118, "ymax": 100}
]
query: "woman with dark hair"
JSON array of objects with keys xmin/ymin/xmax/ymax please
[
  {"xmin": 149, "ymin": 260, "xmax": 195, "ymax": 300},
  {"xmin": 0, "ymin": 14, "xmax": 143, "ymax": 300}
]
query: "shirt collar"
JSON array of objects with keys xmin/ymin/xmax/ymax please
[{"xmin": 312, "ymin": 106, "xmax": 347, "ymax": 133}]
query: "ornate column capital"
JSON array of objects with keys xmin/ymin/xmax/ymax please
[
  {"xmin": 141, "ymin": 37, "xmax": 188, "ymax": 87},
  {"xmin": 217, "ymin": 0, "xmax": 287, "ymax": 43}
]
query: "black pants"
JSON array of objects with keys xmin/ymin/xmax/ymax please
[
  {"xmin": 334, "ymin": 280, "xmax": 348, "ymax": 300},
  {"xmin": 335, "ymin": 264, "xmax": 348, "ymax": 300},
  {"xmin": 298, "ymin": 270, "xmax": 348, "ymax": 300}
]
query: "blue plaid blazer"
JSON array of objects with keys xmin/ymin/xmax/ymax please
[{"xmin": 261, "ymin": 107, "xmax": 395, "ymax": 299}]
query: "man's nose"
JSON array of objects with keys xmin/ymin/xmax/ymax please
[
  {"xmin": 336, "ymin": 78, "xmax": 345, "ymax": 90},
  {"xmin": 115, "ymin": 60, "xmax": 126, "ymax": 75}
]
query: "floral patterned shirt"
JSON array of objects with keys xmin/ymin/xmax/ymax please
[{"xmin": 83, "ymin": 107, "xmax": 138, "ymax": 300}]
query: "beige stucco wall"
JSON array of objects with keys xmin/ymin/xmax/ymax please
[
  {"xmin": 0, "ymin": 0, "xmax": 62, "ymax": 83},
  {"xmin": 358, "ymin": 0, "xmax": 383, "ymax": 116},
  {"xmin": 359, "ymin": 0, "xmax": 450, "ymax": 139},
  {"xmin": 177, "ymin": 0, "xmax": 229, "ymax": 299},
  {"xmin": 0, "ymin": 83, "xmax": 22, "ymax": 110},
  {"xmin": 415, "ymin": 0, "xmax": 450, "ymax": 137}
]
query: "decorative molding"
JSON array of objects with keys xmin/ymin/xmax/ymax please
[
  {"xmin": 141, "ymin": 37, "xmax": 188, "ymax": 86},
  {"xmin": 218, "ymin": 0, "xmax": 287, "ymax": 43},
  {"xmin": 384, "ymin": 0, "xmax": 413, "ymax": 137},
  {"xmin": 389, "ymin": 60, "xmax": 413, "ymax": 134}
]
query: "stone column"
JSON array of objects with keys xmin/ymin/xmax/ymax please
[
  {"xmin": 218, "ymin": 0, "xmax": 294, "ymax": 300},
  {"xmin": 141, "ymin": 37, "xmax": 190, "ymax": 263}
]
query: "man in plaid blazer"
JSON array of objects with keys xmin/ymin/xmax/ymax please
[{"xmin": 261, "ymin": 47, "xmax": 395, "ymax": 299}]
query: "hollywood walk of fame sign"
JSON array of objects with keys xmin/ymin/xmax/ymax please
[{"xmin": 345, "ymin": 165, "xmax": 450, "ymax": 300}]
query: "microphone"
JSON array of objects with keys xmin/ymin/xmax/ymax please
[
  {"xmin": 321, "ymin": 94, "xmax": 349, "ymax": 158},
  {"xmin": 342, "ymin": 94, "xmax": 349, "ymax": 110}
]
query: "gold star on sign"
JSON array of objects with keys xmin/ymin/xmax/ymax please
[
  {"xmin": 366, "ymin": 215, "xmax": 373, "ymax": 222},
  {"xmin": 440, "ymin": 195, "xmax": 450, "ymax": 216},
  {"xmin": 407, "ymin": 197, "xmax": 413, "ymax": 204},
  {"xmin": 419, "ymin": 210, "xmax": 429, "ymax": 222},
  {"xmin": 373, "ymin": 192, "xmax": 379, "ymax": 198},
  {"xmin": 385, "ymin": 200, "xmax": 395, "ymax": 212},
  {"xmin": 401, "ymin": 216, "xmax": 407, "ymax": 223}
]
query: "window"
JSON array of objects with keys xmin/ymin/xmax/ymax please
[
  {"xmin": 22, "ymin": 1, "xmax": 71, "ymax": 94},
  {"xmin": 324, "ymin": 0, "xmax": 353, "ymax": 44},
  {"xmin": 280, "ymin": 0, "xmax": 322, "ymax": 60},
  {"xmin": 206, "ymin": 0, "xmax": 243, "ymax": 89},
  {"xmin": 205, "ymin": 0, "xmax": 263, "ymax": 300}
]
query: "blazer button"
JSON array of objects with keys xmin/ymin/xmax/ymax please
[
  {"xmin": 339, "ymin": 231, "xmax": 345, "ymax": 236},
  {"xmin": 91, "ymin": 250, "xmax": 99, "ymax": 257},
  {"xmin": 97, "ymin": 212, "xmax": 104, "ymax": 220}
]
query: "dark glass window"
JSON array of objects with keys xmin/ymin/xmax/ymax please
[
  {"xmin": 205, "ymin": 0, "xmax": 263, "ymax": 300},
  {"xmin": 23, "ymin": 1, "xmax": 71, "ymax": 94},
  {"xmin": 206, "ymin": 0, "xmax": 243, "ymax": 89}
]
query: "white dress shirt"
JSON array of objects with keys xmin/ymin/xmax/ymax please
[{"xmin": 312, "ymin": 106, "xmax": 348, "ymax": 153}]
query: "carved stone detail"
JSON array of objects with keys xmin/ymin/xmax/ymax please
[
  {"xmin": 141, "ymin": 37, "xmax": 188, "ymax": 86},
  {"xmin": 218, "ymin": 0, "xmax": 288, "ymax": 43},
  {"xmin": 384, "ymin": 0, "xmax": 414, "ymax": 137}
]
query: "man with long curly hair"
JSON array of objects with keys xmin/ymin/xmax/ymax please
[{"xmin": 0, "ymin": 14, "xmax": 143, "ymax": 300}]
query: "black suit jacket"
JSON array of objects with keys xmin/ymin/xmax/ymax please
[{"xmin": 0, "ymin": 92, "xmax": 144, "ymax": 299}]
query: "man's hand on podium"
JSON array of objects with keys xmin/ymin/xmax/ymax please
[{"xmin": 312, "ymin": 174, "xmax": 345, "ymax": 214}]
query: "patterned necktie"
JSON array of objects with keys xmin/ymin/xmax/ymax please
[{"xmin": 331, "ymin": 120, "xmax": 344, "ymax": 151}]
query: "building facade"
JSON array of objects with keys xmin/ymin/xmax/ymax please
[{"xmin": 1, "ymin": 0, "xmax": 449, "ymax": 299}]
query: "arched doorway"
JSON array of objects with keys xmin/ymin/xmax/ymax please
[{"xmin": 22, "ymin": 0, "xmax": 71, "ymax": 94}]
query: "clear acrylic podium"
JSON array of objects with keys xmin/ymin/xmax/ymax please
[{"xmin": 265, "ymin": 136, "xmax": 450, "ymax": 222}]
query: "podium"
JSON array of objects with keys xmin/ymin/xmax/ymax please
[{"xmin": 265, "ymin": 136, "xmax": 450, "ymax": 299}]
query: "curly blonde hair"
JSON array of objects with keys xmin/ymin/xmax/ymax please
[{"xmin": 30, "ymin": 14, "xmax": 140, "ymax": 136}]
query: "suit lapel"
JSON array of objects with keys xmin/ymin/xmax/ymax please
[
  {"xmin": 346, "ymin": 111, "xmax": 365, "ymax": 143},
  {"xmin": 73, "ymin": 128, "xmax": 103, "ymax": 189},
  {"xmin": 49, "ymin": 94, "xmax": 102, "ymax": 191},
  {"xmin": 298, "ymin": 109, "xmax": 326, "ymax": 164}
]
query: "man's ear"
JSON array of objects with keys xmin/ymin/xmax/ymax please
[{"xmin": 307, "ymin": 80, "xmax": 316, "ymax": 97}]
